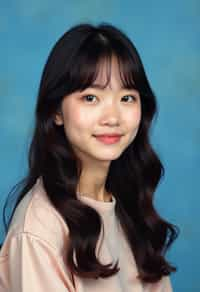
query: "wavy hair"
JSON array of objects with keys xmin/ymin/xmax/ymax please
[{"xmin": 1, "ymin": 23, "xmax": 179, "ymax": 283}]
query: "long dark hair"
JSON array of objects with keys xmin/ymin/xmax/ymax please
[{"xmin": 1, "ymin": 22, "xmax": 179, "ymax": 283}]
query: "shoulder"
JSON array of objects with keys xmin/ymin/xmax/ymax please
[
  {"xmin": 144, "ymin": 276, "xmax": 173, "ymax": 292},
  {"xmin": 1, "ymin": 177, "xmax": 70, "ymax": 257}
]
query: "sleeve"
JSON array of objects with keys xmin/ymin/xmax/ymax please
[
  {"xmin": 162, "ymin": 276, "xmax": 173, "ymax": 292},
  {"xmin": 0, "ymin": 232, "xmax": 75, "ymax": 292},
  {"xmin": 143, "ymin": 275, "xmax": 173, "ymax": 292}
]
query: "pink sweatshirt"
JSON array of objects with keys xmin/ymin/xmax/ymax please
[{"xmin": 0, "ymin": 177, "xmax": 173, "ymax": 291}]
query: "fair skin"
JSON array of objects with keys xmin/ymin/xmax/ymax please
[{"xmin": 54, "ymin": 56, "xmax": 142, "ymax": 202}]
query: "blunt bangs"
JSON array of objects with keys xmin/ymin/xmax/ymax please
[{"xmin": 64, "ymin": 33, "xmax": 140, "ymax": 94}]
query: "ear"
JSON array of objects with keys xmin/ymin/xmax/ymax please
[{"xmin": 54, "ymin": 111, "xmax": 64, "ymax": 126}]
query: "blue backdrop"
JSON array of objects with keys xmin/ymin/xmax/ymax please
[{"xmin": 0, "ymin": 1, "xmax": 199, "ymax": 291}]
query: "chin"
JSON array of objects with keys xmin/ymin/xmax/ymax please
[{"xmin": 92, "ymin": 151, "xmax": 124, "ymax": 162}]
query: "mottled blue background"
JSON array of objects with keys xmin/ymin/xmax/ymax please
[{"xmin": 0, "ymin": 1, "xmax": 199, "ymax": 291}]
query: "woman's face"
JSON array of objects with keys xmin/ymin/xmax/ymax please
[{"xmin": 54, "ymin": 57, "xmax": 142, "ymax": 166}]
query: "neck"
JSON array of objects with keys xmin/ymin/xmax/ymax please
[{"xmin": 76, "ymin": 162, "xmax": 111, "ymax": 202}]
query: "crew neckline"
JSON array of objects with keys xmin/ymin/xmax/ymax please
[
  {"xmin": 36, "ymin": 177, "xmax": 116, "ymax": 215},
  {"xmin": 77, "ymin": 193, "xmax": 116, "ymax": 214}
]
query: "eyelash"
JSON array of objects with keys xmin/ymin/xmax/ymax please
[{"xmin": 81, "ymin": 94, "xmax": 137, "ymax": 103}]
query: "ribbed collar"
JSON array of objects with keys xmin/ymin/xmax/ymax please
[
  {"xmin": 77, "ymin": 193, "xmax": 116, "ymax": 215},
  {"xmin": 36, "ymin": 177, "xmax": 116, "ymax": 216}
]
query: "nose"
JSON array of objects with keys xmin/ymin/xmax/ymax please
[{"xmin": 100, "ymin": 102, "xmax": 120, "ymax": 126}]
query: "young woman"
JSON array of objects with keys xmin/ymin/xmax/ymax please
[{"xmin": 0, "ymin": 23, "xmax": 179, "ymax": 291}]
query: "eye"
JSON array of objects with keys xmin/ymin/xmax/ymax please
[
  {"xmin": 121, "ymin": 95, "xmax": 137, "ymax": 102},
  {"xmin": 82, "ymin": 94, "xmax": 97, "ymax": 103}
]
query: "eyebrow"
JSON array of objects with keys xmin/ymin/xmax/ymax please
[{"xmin": 88, "ymin": 84, "xmax": 138, "ymax": 91}]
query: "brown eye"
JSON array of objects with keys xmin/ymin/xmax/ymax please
[
  {"xmin": 122, "ymin": 95, "xmax": 136, "ymax": 102},
  {"xmin": 82, "ymin": 95, "xmax": 97, "ymax": 103}
]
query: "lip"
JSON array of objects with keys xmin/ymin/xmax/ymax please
[
  {"xmin": 93, "ymin": 134, "xmax": 122, "ymax": 144},
  {"xmin": 94, "ymin": 133, "xmax": 122, "ymax": 137}
]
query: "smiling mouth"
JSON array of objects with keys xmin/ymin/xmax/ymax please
[{"xmin": 93, "ymin": 135, "xmax": 122, "ymax": 144}]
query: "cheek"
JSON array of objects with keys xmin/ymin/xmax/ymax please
[
  {"xmin": 63, "ymin": 107, "xmax": 94, "ymax": 133},
  {"xmin": 125, "ymin": 107, "xmax": 142, "ymax": 129}
]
